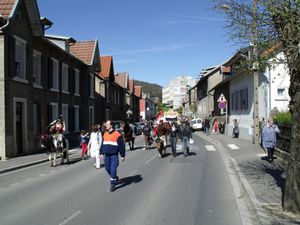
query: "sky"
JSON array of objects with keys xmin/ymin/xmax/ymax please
[{"xmin": 38, "ymin": 0, "xmax": 239, "ymax": 87}]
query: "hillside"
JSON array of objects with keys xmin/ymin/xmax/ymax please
[{"xmin": 135, "ymin": 80, "xmax": 162, "ymax": 100}]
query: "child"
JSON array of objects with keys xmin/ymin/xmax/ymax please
[{"xmin": 80, "ymin": 130, "xmax": 89, "ymax": 160}]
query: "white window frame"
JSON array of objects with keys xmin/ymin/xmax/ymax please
[
  {"xmin": 13, "ymin": 35, "xmax": 27, "ymax": 82},
  {"xmin": 89, "ymin": 73, "xmax": 94, "ymax": 98},
  {"xmin": 100, "ymin": 81, "xmax": 106, "ymax": 97},
  {"xmin": 51, "ymin": 58, "xmax": 59, "ymax": 92},
  {"xmin": 62, "ymin": 104, "xmax": 69, "ymax": 132},
  {"xmin": 74, "ymin": 69, "xmax": 80, "ymax": 96},
  {"xmin": 33, "ymin": 50, "xmax": 42, "ymax": 88},
  {"xmin": 74, "ymin": 105, "xmax": 80, "ymax": 132},
  {"xmin": 33, "ymin": 103, "xmax": 40, "ymax": 136},
  {"xmin": 62, "ymin": 63, "xmax": 69, "ymax": 94},
  {"xmin": 50, "ymin": 102, "xmax": 58, "ymax": 122}
]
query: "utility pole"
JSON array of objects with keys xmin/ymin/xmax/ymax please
[{"xmin": 252, "ymin": 0, "xmax": 259, "ymax": 144}]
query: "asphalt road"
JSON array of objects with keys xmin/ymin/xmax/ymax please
[{"xmin": 0, "ymin": 134, "xmax": 243, "ymax": 225}]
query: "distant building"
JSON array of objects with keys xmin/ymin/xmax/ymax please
[{"xmin": 162, "ymin": 76, "xmax": 195, "ymax": 110}]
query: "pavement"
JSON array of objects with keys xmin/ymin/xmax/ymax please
[{"xmin": 1, "ymin": 133, "xmax": 300, "ymax": 224}]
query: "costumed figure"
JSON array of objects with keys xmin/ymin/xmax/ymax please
[{"xmin": 46, "ymin": 115, "xmax": 66, "ymax": 149}]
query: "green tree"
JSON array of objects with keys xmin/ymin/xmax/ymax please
[{"xmin": 212, "ymin": 0, "xmax": 300, "ymax": 213}]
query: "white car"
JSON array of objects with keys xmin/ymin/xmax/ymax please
[{"xmin": 191, "ymin": 118, "xmax": 203, "ymax": 131}]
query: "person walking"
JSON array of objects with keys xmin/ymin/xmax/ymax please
[
  {"xmin": 262, "ymin": 118, "xmax": 280, "ymax": 163},
  {"xmin": 169, "ymin": 123, "xmax": 178, "ymax": 157},
  {"xmin": 142, "ymin": 121, "xmax": 152, "ymax": 150},
  {"xmin": 204, "ymin": 116, "xmax": 210, "ymax": 134},
  {"xmin": 179, "ymin": 121, "xmax": 193, "ymax": 157},
  {"xmin": 80, "ymin": 130, "xmax": 89, "ymax": 160},
  {"xmin": 232, "ymin": 119, "xmax": 239, "ymax": 138},
  {"xmin": 88, "ymin": 125, "xmax": 102, "ymax": 169},
  {"xmin": 100, "ymin": 120, "xmax": 125, "ymax": 192}
]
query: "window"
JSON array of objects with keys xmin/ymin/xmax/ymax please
[
  {"xmin": 231, "ymin": 88, "xmax": 248, "ymax": 111},
  {"xmin": 277, "ymin": 88, "xmax": 285, "ymax": 96},
  {"xmin": 62, "ymin": 63, "xmax": 69, "ymax": 93},
  {"xmin": 62, "ymin": 104, "xmax": 69, "ymax": 132},
  {"xmin": 33, "ymin": 103, "xmax": 40, "ymax": 135},
  {"xmin": 74, "ymin": 69, "xmax": 80, "ymax": 95},
  {"xmin": 33, "ymin": 50, "xmax": 41, "ymax": 87},
  {"xmin": 51, "ymin": 58, "xmax": 59, "ymax": 91},
  {"xmin": 89, "ymin": 73, "xmax": 94, "ymax": 98},
  {"xmin": 14, "ymin": 35, "xmax": 26, "ymax": 79},
  {"xmin": 74, "ymin": 105, "xmax": 80, "ymax": 132},
  {"xmin": 50, "ymin": 102, "xmax": 58, "ymax": 122},
  {"xmin": 100, "ymin": 81, "xmax": 105, "ymax": 97}
]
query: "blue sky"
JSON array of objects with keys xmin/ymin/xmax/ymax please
[{"xmin": 38, "ymin": 0, "xmax": 239, "ymax": 87}]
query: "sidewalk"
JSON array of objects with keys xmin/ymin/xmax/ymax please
[
  {"xmin": 0, "ymin": 148, "xmax": 80, "ymax": 174},
  {"xmin": 196, "ymin": 132, "xmax": 300, "ymax": 225}
]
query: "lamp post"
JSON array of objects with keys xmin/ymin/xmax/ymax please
[{"xmin": 252, "ymin": 0, "xmax": 260, "ymax": 144}]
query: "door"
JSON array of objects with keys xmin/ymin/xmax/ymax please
[{"xmin": 16, "ymin": 102, "xmax": 23, "ymax": 154}]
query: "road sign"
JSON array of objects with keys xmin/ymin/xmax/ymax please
[
  {"xmin": 217, "ymin": 93, "xmax": 227, "ymax": 103},
  {"xmin": 218, "ymin": 102, "xmax": 226, "ymax": 110}
]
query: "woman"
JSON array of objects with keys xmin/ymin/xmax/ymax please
[
  {"xmin": 169, "ymin": 123, "xmax": 178, "ymax": 157},
  {"xmin": 88, "ymin": 125, "xmax": 102, "ymax": 169},
  {"xmin": 232, "ymin": 119, "xmax": 239, "ymax": 138}
]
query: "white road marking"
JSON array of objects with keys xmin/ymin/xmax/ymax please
[
  {"xmin": 227, "ymin": 144, "xmax": 240, "ymax": 150},
  {"xmin": 205, "ymin": 145, "xmax": 216, "ymax": 151},
  {"xmin": 257, "ymin": 153, "xmax": 268, "ymax": 157},
  {"xmin": 58, "ymin": 210, "xmax": 81, "ymax": 225},
  {"xmin": 130, "ymin": 170, "xmax": 137, "ymax": 176},
  {"xmin": 145, "ymin": 155, "xmax": 157, "ymax": 164}
]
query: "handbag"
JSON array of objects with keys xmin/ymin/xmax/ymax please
[{"xmin": 189, "ymin": 138, "xmax": 194, "ymax": 144}]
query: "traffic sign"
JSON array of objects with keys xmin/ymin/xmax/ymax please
[
  {"xmin": 217, "ymin": 93, "xmax": 227, "ymax": 103},
  {"xmin": 218, "ymin": 102, "xmax": 226, "ymax": 110}
]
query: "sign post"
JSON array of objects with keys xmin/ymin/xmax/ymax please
[{"xmin": 217, "ymin": 94, "xmax": 228, "ymax": 135}]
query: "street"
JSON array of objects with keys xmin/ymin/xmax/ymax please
[{"xmin": 0, "ymin": 134, "xmax": 244, "ymax": 225}]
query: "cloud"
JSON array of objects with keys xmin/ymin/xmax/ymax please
[
  {"xmin": 165, "ymin": 15, "xmax": 225, "ymax": 25},
  {"xmin": 106, "ymin": 43, "xmax": 205, "ymax": 56}
]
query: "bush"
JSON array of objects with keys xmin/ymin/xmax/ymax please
[{"xmin": 273, "ymin": 110, "xmax": 292, "ymax": 125}]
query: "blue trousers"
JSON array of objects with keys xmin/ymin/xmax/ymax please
[{"xmin": 104, "ymin": 154, "xmax": 119, "ymax": 185}]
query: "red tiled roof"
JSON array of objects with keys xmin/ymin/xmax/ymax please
[
  {"xmin": 129, "ymin": 79, "xmax": 134, "ymax": 92},
  {"xmin": 69, "ymin": 40, "xmax": 96, "ymax": 65},
  {"xmin": 115, "ymin": 72, "xmax": 128, "ymax": 89},
  {"xmin": 100, "ymin": 56, "xmax": 114, "ymax": 78},
  {"xmin": 134, "ymin": 86, "xmax": 142, "ymax": 97},
  {"xmin": 0, "ymin": 0, "xmax": 17, "ymax": 18}
]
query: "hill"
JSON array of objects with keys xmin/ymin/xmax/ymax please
[{"xmin": 134, "ymin": 80, "xmax": 162, "ymax": 101}]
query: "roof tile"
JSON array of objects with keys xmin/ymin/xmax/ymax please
[
  {"xmin": 69, "ymin": 41, "xmax": 96, "ymax": 65},
  {"xmin": 100, "ymin": 56, "xmax": 114, "ymax": 78}
]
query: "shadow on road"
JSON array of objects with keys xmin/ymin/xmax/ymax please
[{"xmin": 116, "ymin": 174, "xmax": 143, "ymax": 190}]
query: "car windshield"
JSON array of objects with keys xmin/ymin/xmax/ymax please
[{"xmin": 197, "ymin": 119, "xmax": 202, "ymax": 123}]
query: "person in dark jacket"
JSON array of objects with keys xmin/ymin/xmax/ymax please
[
  {"xmin": 100, "ymin": 120, "xmax": 126, "ymax": 192},
  {"xmin": 169, "ymin": 123, "xmax": 178, "ymax": 157},
  {"xmin": 179, "ymin": 121, "xmax": 193, "ymax": 157}
]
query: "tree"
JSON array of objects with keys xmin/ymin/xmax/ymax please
[{"xmin": 212, "ymin": 0, "xmax": 300, "ymax": 213}]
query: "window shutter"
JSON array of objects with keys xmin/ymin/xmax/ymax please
[
  {"xmin": 68, "ymin": 106, "xmax": 73, "ymax": 132},
  {"xmin": 48, "ymin": 58, "xmax": 53, "ymax": 89},
  {"xmin": 47, "ymin": 104, "xmax": 52, "ymax": 124}
]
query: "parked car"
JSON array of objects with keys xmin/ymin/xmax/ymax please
[{"xmin": 191, "ymin": 118, "xmax": 203, "ymax": 131}]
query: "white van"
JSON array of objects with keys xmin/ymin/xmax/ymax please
[{"xmin": 191, "ymin": 118, "xmax": 203, "ymax": 131}]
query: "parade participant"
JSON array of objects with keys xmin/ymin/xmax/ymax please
[
  {"xmin": 169, "ymin": 123, "xmax": 178, "ymax": 157},
  {"xmin": 80, "ymin": 130, "xmax": 89, "ymax": 160},
  {"xmin": 47, "ymin": 115, "xmax": 65, "ymax": 149},
  {"xmin": 100, "ymin": 120, "xmax": 125, "ymax": 192},
  {"xmin": 88, "ymin": 125, "xmax": 102, "ymax": 168},
  {"xmin": 262, "ymin": 118, "xmax": 280, "ymax": 163},
  {"xmin": 142, "ymin": 121, "xmax": 153, "ymax": 150},
  {"xmin": 179, "ymin": 121, "xmax": 193, "ymax": 157}
]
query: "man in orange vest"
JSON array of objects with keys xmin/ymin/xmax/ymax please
[{"xmin": 100, "ymin": 120, "xmax": 126, "ymax": 192}]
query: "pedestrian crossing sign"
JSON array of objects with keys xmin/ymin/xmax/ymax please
[{"xmin": 217, "ymin": 93, "xmax": 227, "ymax": 103}]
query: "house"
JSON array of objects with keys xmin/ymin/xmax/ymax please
[
  {"xmin": 210, "ymin": 49, "xmax": 290, "ymax": 141},
  {"xmin": 0, "ymin": 0, "xmax": 100, "ymax": 159},
  {"xmin": 115, "ymin": 72, "xmax": 132, "ymax": 118},
  {"xmin": 195, "ymin": 66, "xmax": 230, "ymax": 119},
  {"xmin": 140, "ymin": 93, "xmax": 156, "ymax": 121}
]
